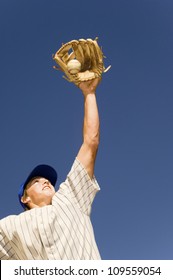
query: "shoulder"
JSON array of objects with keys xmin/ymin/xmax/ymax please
[
  {"xmin": 53, "ymin": 158, "xmax": 100, "ymax": 215},
  {"xmin": 59, "ymin": 157, "xmax": 100, "ymax": 192}
]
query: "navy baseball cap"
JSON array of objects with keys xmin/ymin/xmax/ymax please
[{"xmin": 18, "ymin": 164, "xmax": 58, "ymax": 209}]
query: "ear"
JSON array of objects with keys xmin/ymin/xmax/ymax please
[{"xmin": 21, "ymin": 196, "xmax": 31, "ymax": 204}]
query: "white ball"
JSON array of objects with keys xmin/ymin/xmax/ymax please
[{"xmin": 67, "ymin": 59, "xmax": 81, "ymax": 74}]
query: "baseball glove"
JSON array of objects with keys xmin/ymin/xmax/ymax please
[{"xmin": 53, "ymin": 37, "xmax": 111, "ymax": 86}]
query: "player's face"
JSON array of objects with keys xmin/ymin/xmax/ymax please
[{"xmin": 24, "ymin": 176, "xmax": 55, "ymax": 208}]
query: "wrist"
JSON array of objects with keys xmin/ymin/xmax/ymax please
[
  {"xmin": 82, "ymin": 90, "xmax": 96, "ymax": 97},
  {"xmin": 79, "ymin": 77, "xmax": 101, "ymax": 96}
]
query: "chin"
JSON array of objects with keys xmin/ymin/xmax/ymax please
[{"xmin": 44, "ymin": 189, "xmax": 55, "ymax": 196}]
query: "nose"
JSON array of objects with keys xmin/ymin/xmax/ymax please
[{"xmin": 43, "ymin": 179, "xmax": 49, "ymax": 186}]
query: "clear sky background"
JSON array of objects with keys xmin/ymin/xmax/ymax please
[{"xmin": 0, "ymin": 0, "xmax": 173, "ymax": 260}]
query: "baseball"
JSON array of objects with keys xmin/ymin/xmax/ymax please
[{"xmin": 67, "ymin": 59, "xmax": 81, "ymax": 74}]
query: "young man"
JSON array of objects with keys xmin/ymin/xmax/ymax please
[{"xmin": 0, "ymin": 78, "xmax": 102, "ymax": 260}]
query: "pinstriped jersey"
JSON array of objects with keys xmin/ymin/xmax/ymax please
[{"xmin": 0, "ymin": 158, "xmax": 101, "ymax": 260}]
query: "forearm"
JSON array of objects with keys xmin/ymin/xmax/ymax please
[
  {"xmin": 83, "ymin": 93, "xmax": 100, "ymax": 149},
  {"xmin": 77, "ymin": 79, "xmax": 101, "ymax": 178}
]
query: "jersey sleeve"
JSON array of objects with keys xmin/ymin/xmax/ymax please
[
  {"xmin": 0, "ymin": 227, "xmax": 15, "ymax": 260},
  {"xmin": 56, "ymin": 158, "xmax": 100, "ymax": 216}
]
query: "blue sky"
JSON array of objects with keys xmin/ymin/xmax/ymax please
[{"xmin": 0, "ymin": 0, "xmax": 173, "ymax": 260}]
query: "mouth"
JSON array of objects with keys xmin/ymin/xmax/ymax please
[{"xmin": 42, "ymin": 186, "xmax": 50, "ymax": 190}]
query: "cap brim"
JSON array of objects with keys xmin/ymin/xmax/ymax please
[{"xmin": 23, "ymin": 164, "xmax": 57, "ymax": 189}]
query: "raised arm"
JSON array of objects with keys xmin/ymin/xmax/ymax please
[{"xmin": 77, "ymin": 77, "xmax": 101, "ymax": 178}]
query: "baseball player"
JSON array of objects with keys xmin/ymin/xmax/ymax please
[{"xmin": 0, "ymin": 38, "xmax": 110, "ymax": 260}]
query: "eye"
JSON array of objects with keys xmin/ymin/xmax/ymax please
[{"xmin": 32, "ymin": 178, "xmax": 40, "ymax": 185}]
